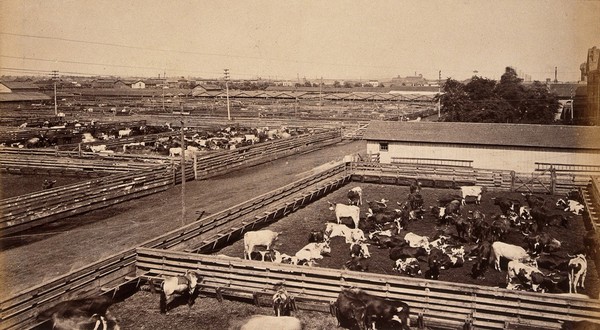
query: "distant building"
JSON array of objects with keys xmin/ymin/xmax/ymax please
[
  {"xmin": 145, "ymin": 79, "xmax": 166, "ymax": 89},
  {"xmin": 0, "ymin": 81, "xmax": 51, "ymax": 106},
  {"xmin": 131, "ymin": 80, "xmax": 146, "ymax": 89},
  {"xmin": 192, "ymin": 84, "xmax": 222, "ymax": 95},
  {"xmin": 581, "ymin": 46, "xmax": 600, "ymax": 122},
  {"xmin": 91, "ymin": 79, "xmax": 128, "ymax": 89},
  {"xmin": 390, "ymin": 74, "xmax": 427, "ymax": 87},
  {"xmin": 368, "ymin": 80, "xmax": 380, "ymax": 87}
]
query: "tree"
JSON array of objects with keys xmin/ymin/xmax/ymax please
[
  {"xmin": 333, "ymin": 80, "xmax": 341, "ymax": 88},
  {"xmin": 438, "ymin": 67, "xmax": 561, "ymax": 124},
  {"xmin": 304, "ymin": 81, "xmax": 312, "ymax": 87},
  {"xmin": 343, "ymin": 81, "xmax": 352, "ymax": 88}
]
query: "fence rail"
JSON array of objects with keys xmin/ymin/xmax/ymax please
[
  {"xmin": 135, "ymin": 248, "xmax": 600, "ymax": 330},
  {"xmin": 0, "ymin": 165, "xmax": 348, "ymax": 329}
]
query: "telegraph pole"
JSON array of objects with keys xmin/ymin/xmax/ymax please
[
  {"xmin": 438, "ymin": 70, "xmax": 441, "ymax": 118},
  {"xmin": 224, "ymin": 69, "xmax": 231, "ymax": 120},
  {"xmin": 180, "ymin": 120, "xmax": 186, "ymax": 226},
  {"xmin": 51, "ymin": 70, "xmax": 59, "ymax": 116}
]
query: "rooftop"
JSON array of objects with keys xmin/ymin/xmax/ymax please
[{"xmin": 363, "ymin": 121, "xmax": 600, "ymax": 150}]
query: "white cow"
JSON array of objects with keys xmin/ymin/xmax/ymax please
[
  {"xmin": 243, "ymin": 230, "xmax": 279, "ymax": 260},
  {"xmin": 394, "ymin": 258, "xmax": 422, "ymax": 276},
  {"xmin": 568, "ymin": 254, "xmax": 587, "ymax": 293},
  {"xmin": 327, "ymin": 202, "xmax": 360, "ymax": 229},
  {"xmin": 506, "ymin": 260, "xmax": 544, "ymax": 292},
  {"xmin": 404, "ymin": 232, "xmax": 430, "ymax": 252},
  {"xmin": 169, "ymin": 147, "xmax": 183, "ymax": 158},
  {"xmin": 89, "ymin": 145, "xmax": 107, "ymax": 153},
  {"xmin": 556, "ymin": 199, "xmax": 585, "ymax": 215},
  {"xmin": 490, "ymin": 242, "xmax": 533, "ymax": 271},
  {"xmin": 350, "ymin": 243, "xmax": 371, "ymax": 258},
  {"xmin": 295, "ymin": 242, "xmax": 331, "ymax": 265},
  {"xmin": 81, "ymin": 133, "xmax": 96, "ymax": 143},
  {"xmin": 460, "ymin": 186, "xmax": 484, "ymax": 205},
  {"xmin": 122, "ymin": 142, "xmax": 145, "ymax": 153},
  {"xmin": 118, "ymin": 128, "xmax": 132, "ymax": 138}
]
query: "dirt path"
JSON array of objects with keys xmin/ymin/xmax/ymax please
[{"xmin": 0, "ymin": 140, "xmax": 365, "ymax": 296}]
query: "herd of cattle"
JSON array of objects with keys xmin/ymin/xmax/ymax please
[
  {"xmin": 5, "ymin": 120, "xmax": 306, "ymax": 158},
  {"xmin": 239, "ymin": 181, "xmax": 594, "ymax": 298},
  {"xmin": 34, "ymin": 182, "xmax": 595, "ymax": 329}
]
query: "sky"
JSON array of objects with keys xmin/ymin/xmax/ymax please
[{"xmin": 0, "ymin": 0, "xmax": 598, "ymax": 82}]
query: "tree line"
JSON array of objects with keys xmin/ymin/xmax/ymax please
[{"xmin": 437, "ymin": 67, "xmax": 559, "ymax": 124}]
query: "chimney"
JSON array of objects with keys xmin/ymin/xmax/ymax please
[{"xmin": 554, "ymin": 67, "xmax": 558, "ymax": 83}]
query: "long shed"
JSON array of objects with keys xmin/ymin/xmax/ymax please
[{"xmin": 363, "ymin": 121, "xmax": 600, "ymax": 172}]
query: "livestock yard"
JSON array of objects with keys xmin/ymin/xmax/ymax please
[{"xmin": 1, "ymin": 116, "xmax": 600, "ymax": 330}]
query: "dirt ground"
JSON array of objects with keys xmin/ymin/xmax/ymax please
[
  {"xmin": 0, "ymin": 174, "xmax": 84, "ymax": 199},
  {"xmin": 0, "ymin": 140, "xmax": 365, "ymax": 296},
  {"xmin": 3, "ymin": 139, "xmax": 597, "ymax": 330}
]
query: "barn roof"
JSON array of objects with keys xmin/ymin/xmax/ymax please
[
  {"xmin": 0, "ymin": 92, "xmax": 51, "ymax": 102},
  {"xmin": 363, "ymin": 121, "xmax": 600, "ymax": 150}
]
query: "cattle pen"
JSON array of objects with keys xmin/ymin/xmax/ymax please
[{"xmin": 2, "ymin": 157, "xmax": 600, "ymax": 329}]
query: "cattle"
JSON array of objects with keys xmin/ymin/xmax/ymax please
[
  {"xmin": 459, "ymin": 186, "xmax": 484, "ymax": 205},
  {"xmin": 535, "ymin": 253, "xmax": 570, "ymax": 271},
  {"xmin": 506, "ymin": 260, "xmax": 548, "ymax": 292},
  {"xmin": 490, "ymin": 216, "xmax": 510, "ymax": 241},
  {"xmin": 295, "ymin": 241, "xmax": 331, "ymax": 265},
  {"xmin": 394, "ymin": 257, "xmax": 422, "ymax": 277},
  {"xmin": 338, "ymin": 288, "xmax": 410, "ymax": 330},
  {"xmin": 89, "ymin": 144, "xmax": 107, "ymax": 153},
  {"xmin": 347, "ymin": 187, "xmax": 363, "ymax": 206},
  {"xmin": 81, "ymin": 132, "xmax": 96, "ymax": 143},
  {"xmin": 568, "ymin": 254, "xmax": 587, "ymax": 293},
  {"xmin": 324, "ymin": 223, "xmax": 357, "ymax": 244},
  {"xmin": 523, "ymin": 193, "xmax": 546, "ymax": 208},
  {"xmin": 524, "ymin": 233, "xmax": 561, "ymax": 255},
  {"xmin": 370, "ymin": 235, "xmax": 406, "ymax": 249},
  {"xmin": 240, "ymin": 315, "xmax": 302, "ymax": 330},
  {"xmin": 243, "ymin": 230, "xmax": 279, "ymax": 260},
  {"xmin": 472, "ymin": 220, "xmax": 491, "ymax": 243},
  {"xmin": 427, "ymin": 247, "xmax": 465, "ymax": 279},
  {"xmin": 565, "ymin": 190, "xmax": 583, "ymax": 204},
  {"xmin": 407, "ymin": 192, "xmax": 424, "ymax": 211},
  {"xmin": 490, "ymin": 242, "xmax": 534, "ymax": 271},
  {"xmin": 436, "ymin": 194, "xmax": 463, "ymax": 207},
  {"xmin": 328, "ymin": 202, "xmax": 360, "ymax": 229},
  {"xmin": 470, "ymin": 242, "xmax": 492, "ymax": 279},
  {"xmin": 169, "ymin": 147, "xmax": 183, "ymax": 158},
  {"xmin": 308, "ymin": 230, "xmax": 325, "ymax": 243},
  {"xmin": 350, "ymin": 243, "xmax": 371, "ymax": 258},
  {"xmin": 409, "ymin": 179, "xmax": 422, "ymax": 194},
  {"xmin": 531, "ymin": 207, "xmax": 570, "ymax": 230},
  {"xmin": 343, "ymin": 256, "xmax": 370, "ymax": 272},
  {"xmin": 122, "ymin": 142, "xmax": 145, "ymax": 153},
  {"xmin": 333, "ymin": 289, "xmax": 368, "ymax": 330},
  {"xmin": 42, "ymin": 179, "xmax": 57, "ymax": 190},
  {"xmin": 404, "ymin": 232, "xmax": 430, "ymax": 252},
  {"xmin": 118, "ymin": 128, "xmax": 132, "ymax": 138},
  {"xmin": 493, "ymin": 197, "xmax": 521, "ymax": 215},
  {"xmin": 389, "ymin": 246, "xmax": 428, "ymax": 261},
  {"xmin": 36, "ymin": 295, "xmax": 119, "ymax": 330},
  {"xmin": 454, "ymin": 216, "xmax": 472, "ymax": 242},
  {"xmin": 366, "ymin": 199, "xmax": 389, "ymax": 213},
  {"xmin": 556, "ymin": 198, "xmax": 585, "ymax": 215}
]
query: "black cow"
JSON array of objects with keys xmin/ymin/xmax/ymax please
[
  {"xmin": 454, "ymin": 216, "xmax": 472, "ymax": 242},
  {"xmin": 308, "ymin": 230, "xmax": 325, "ymax": 243},
  {"xmin": 36, "ymin": 295, "xmax": 119, "ymax": 330},
  {"xmin": 535, "ymin": 253, "xmax": 570, "ymax": 272},
  {"xmin": 493, "ymin": 197, "xmax": 520, "ymax": 215},
  {"xmin": 523, "ymin": 193, "xmax": 546, "ymax": 208},
  {"xmin": 470, "ymin": 241, "xmax": 492, "ymax": 279},
  {"xmin": 341, "ymin": 288, "xmax": 410, "ymax": 330},
  {"xmin": 343, "ymin": 256, "xmax": 370, "ymax": 272},
  {"xmin": 524, "ymin": 233, "xmax": 561, "ymax": 255},
  {"xmin": 389, "ymin": 246, "xmax": 428, "ymax": 261},
  {"xmin": 334, "ymin": 290, "xmax": 368, "ymax": 330},
  {"xmin": 436, "ymin": 194, "xmax": 462, "ymax": 207},
  {"xmin": 531, "ymin": 207, "xmax": 569, "ymax": 230}
]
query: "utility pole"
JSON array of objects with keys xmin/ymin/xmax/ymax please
[
  {"xmin": 224, "ymin": 69, "xmax": 231, "ymax": 120},
  {"xmin": 180, "ymin": 120, "xmax": 186, "ymax": 226},
  {"xmin": 51, "ymin": 70, "xmax": 59, "ymax": 116},
  {"xmin": 438, "ymin": 70, "xmax": 441, "ymax": 118},
  {"xmin": 162, "ymin": 71, "xmax": 166, "ymax": 113},
  {"xmin": 319, "ymin": 76, "xmax": 323, "ymax": 107}
]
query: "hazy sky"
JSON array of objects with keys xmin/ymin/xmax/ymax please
[{"xmin": 0, "ymin": 0, "xmax": 598, "ymax": 81}]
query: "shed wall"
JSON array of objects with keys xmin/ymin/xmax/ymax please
[{"xmin": 366, "ymin": 141, "xmax": 600, "ymax": 172}]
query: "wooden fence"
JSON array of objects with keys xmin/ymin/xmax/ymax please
[
  {"xmin": 135, "ymin": 248, "xmax": 600, "ymax": 330},
  {"xmin": 350, "ymin": 162, "xmax": 592, "ymax": 195},
  {"xmin": 0, "ymin": 165, "xmax": 173, "ymax": 237},
  {"xmin": 0, "ymin": 147, "xmax": 171, "ymax": 163},
  {"xmin": 0, "ymin": 165, "xmax": 348, "ymax": 329},
  {"xmin": 55, "ymin": 131, "xmax": 179, "ymax": 151}
]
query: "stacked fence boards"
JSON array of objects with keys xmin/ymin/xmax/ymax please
[
  {"xmin": 351, "ymin": 162, "xmax": 592, "ymax": 195},
  {"xmin": 55, "ymin": 131, "xmax": 179, "ymax": 151},
  {"xmin": 136, "ymin": 248, "xmax": 600, "ymax": 330},
  {"xmin": 0, "ymin": 153, "xmax": 153, "ymax": 177},
  {"xmin": 0, "ymin": 166, "xmax": 172, "ymax": 237},
  {"xmin": 194, "ymin": 129, "xmax": 342, "ymax": 180},
  {"xmin": 0, "ymin": 147, "xmax": 171, "ymax": 164},
  {"xmin": 0, "ymin": 165, "xmax": 348, "ymax": 330}
]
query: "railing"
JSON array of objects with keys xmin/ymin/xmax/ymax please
[
  {"xmin": 135, "ymin": 248, "xmax": 600, "ymax": 330},
  {"xmin": 536, "ymin": 162, "xmax": 600, "ymax": 173},
  {"xmin": 391, "ymin": 157, "xmax": 474, "ymax": 168}
]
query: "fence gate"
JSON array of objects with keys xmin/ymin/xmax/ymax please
[{"xmin": 512, "ymin": 169, "xmax": 555, "ymax": 194}]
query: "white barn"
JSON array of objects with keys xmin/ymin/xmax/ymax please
[{"xmin": 363, "ymin": 121, "xmax": 600, "ymax": 173}]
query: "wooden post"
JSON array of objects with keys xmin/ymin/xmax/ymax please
[
  {"xmin": 78, "ymin": 143, "xmax": 82, "ymax": 158},
  {"xmin": 510, "ymin": 171, "xmax": 515, "ymax": 192},
  {"xmin": 180, "ymin": 121, "xmax": 186, "ymax": 226},
  {"xmin": 193, "ymin": 153, "xmax": 198, "ymax": 180},
  {"xmin": 550, "ymin": 167, "xmax": 556, "ymax": 195}
]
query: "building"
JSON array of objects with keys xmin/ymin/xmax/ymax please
[
  {"xmin": 0, "ymin": 81, "xmax": 51, "ymax": 107},
  {"xmin": 131, "ymin": 80, "xmax": 146, "ymax": 89},
  {"xmin": 91, "ymin": 79, "xmax": 128, "ymax": 89},
  {"xmin": 581, "ymin": 46, "xmax": 600, "ymax": 123},
  {"xmin": 390, "ymin": 74, "xmax": 428, "ymax": 87},
  {"xmin": 363, "ymin": 121, "xmax": 600, "ymax": 173}
]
